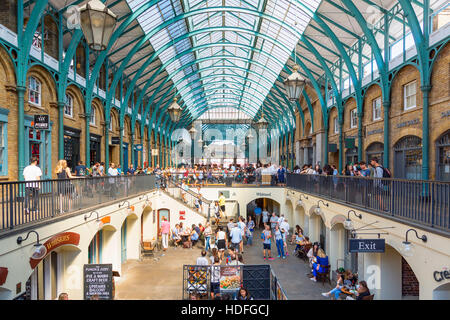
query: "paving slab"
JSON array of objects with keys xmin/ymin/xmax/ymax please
[{"xmin": 115, "ymin": 229, "xmax": 334, "ymax": 300}]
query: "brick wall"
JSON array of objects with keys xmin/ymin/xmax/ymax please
[
  {"xmin": 402, "ymin": 257, "xmax": 419, "ymax": 296},
  {"xmin": 0, "ymin": 0, "xmax": 17, "ymax": 32},
  {"xmin": 295, "ymin": 43, "xmax": 450, "ymax": 179}
]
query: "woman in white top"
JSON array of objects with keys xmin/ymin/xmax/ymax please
[
  {"xmin": 216, "ymin": 226, "xmax": 227, "ymax": 261},
  {"xmin": 204, "ymin": 222, "xmax": 212, "ymax": 251}
]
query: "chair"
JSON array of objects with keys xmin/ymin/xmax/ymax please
[
  {"xmin": 362, "ymin": 294, "xmax": 374, "ymax": 300},
  {"xmin": 141, "ymin": 240, "xmax": 155, "ymax": 259},
  {"xmin": 297, "ymin": 244, "xmax": 311, "ymax": 262},
  {"xmin": 316, "ymin": 265, "xmax": 331, "ymax": 286}
]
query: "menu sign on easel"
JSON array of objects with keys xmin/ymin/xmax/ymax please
[{"xmin": 83, "ymin": 264, "xmax": 113, "ymax": 300}]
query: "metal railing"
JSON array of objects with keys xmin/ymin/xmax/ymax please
[
  {"xmin": 0, "ymin": 174, "xmax": 156, "ymax": 231},
  {"xmin": 286, "ymin": 173, "xmax": 450, "ymax": 233},
  {"xmin": 159, "ymin": 171, "xmax": 285, "ymax": 187},
  {"xmin": 183, "ymin": 264, "xmax": 288, "ymax": 300},
  {"xmin": 163, "ymin": 178, "xmax": 213, "ymax": 219}
]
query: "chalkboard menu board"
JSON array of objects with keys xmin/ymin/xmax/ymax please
[{"xmin": 83, "ymin": 264, "xmax": 113, "ymax": 300}]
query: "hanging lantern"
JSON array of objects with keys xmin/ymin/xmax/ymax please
[
  {"xmin": 284, "ymin": 64, "xmax": 307, "ymax": 101},
  {"xmin": 189, "ymin": 127, "xmax": 197, "ymax": 139},
  {"xmin": 168, "ymin": 98, "xmax": 182, "ymax": 122},
  {"xmin": 255, "ymin": 114, "xmax": 269, "ymax": 130},
  {"xmin": 79, "ymin": 0, "xmax": 117, "ymax": 51}
]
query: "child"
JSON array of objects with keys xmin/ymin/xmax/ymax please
[{"xmin": 262, "ymin": 224, "xmax": 274, "ymax": 260}]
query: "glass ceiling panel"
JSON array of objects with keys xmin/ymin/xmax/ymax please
[
  {"xmin": 198, "ymin": 107, "xmax": 253, "ymax": 120},
  {"xmin": 126, "ymin": 0, "xmax": 320, "ymax": 121}
]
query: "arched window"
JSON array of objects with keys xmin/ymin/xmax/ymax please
[
  {"xmin": 64, "ymin": 93, "xmax": 73, "ymax": 117},
  {"xmin": 90, "ymin": 107, "xmax": 96, "ymax": 126},
  {"xmin": 28, "ymin": 76, "xmax": 41, "ymax": 106}
]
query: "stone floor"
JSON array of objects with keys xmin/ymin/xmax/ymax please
[{"xmin": 115, "ymin": 229, "xmax": 333, "ymax": 300}]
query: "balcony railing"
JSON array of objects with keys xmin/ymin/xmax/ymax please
[
  {"xmin": 157, "ymin": 171, "xmax": 285, "ymax": 186},
  {"xmin": 0, "ymin": 174, "xmax": 156, "ymax": 232},
  {"xmin": 286, "ymin": 173, "xmax": 450, "ymax": 233}
]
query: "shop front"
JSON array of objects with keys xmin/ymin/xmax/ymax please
[
  {"xmin": 366, "ymin": 142, "xmax": 384, "ymax": 165},
  {"xmin": 436, "ymin": 130, "xmax": 450, "ymax": 181},
  {"xmin": 90, "ymin": 134, "xmax": 102, "ymax": 166},
  {"xmin": 63, "ymin": 126, "xmax": 81, "ymax": 172},
  {"xmin": 394, "ymin": 135, "xmax": 422, "ymax": 180},
  {"xmin": 25, "ymin": 115, "xmax": 52, "ymax": 179}
]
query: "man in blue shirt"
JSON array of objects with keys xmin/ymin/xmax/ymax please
[
  {"xmin": 262, "ymin": 224, "xmax": 274, "ymax": 260},
  {"xmin": 230, "ymin": 225, "xmax": 242, "ymax": 253},
  {"xmin": 358, "ymin": 162, "xmax": 371, "ymax": 177},
  {"xmin": 254, "ymin": 206, "xmax": 262, "ymax": 229},
  {"xmin": 270, "ymin": 212, "xmax": 279, "ymax": 233},
  {"xmin": 127, "ymin": 164, "xmax": 136, "ymax": 175},
  {"xmin": 74, "ymin": 161, "xmax": 87, "ymax": 176}
]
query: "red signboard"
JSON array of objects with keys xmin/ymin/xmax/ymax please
[
  {"xmin": 29, "ymin": 232, "xmax": 80, "ymax": 269},
  {"xmin": 0, "ymin": 267, "xmax": 8, "ymax": 285},
  {"xmin": 179, "ymin": 211, "xmax": 185, "ymax": 220}
]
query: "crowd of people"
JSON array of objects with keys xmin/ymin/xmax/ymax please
[
  {"xmin": 292, "ymin": 157, "xmax": 390, "ymax": 179},
  {"xmin": 151, "ymin": 161, "xmax": 288, "ymax": 187}
]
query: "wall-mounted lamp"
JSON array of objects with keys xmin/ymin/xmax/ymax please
[
  {"xmin": 84, "ymin": 210, "xmax": 100, "ymax": 222},
  {"xmin": 344, "ymin": 210, "xmax": 362, "ymax": 230},
  {"xmin": 118, "ymin": 201, "xmax": 130, "ymax": 209},
  {"xmin": 400, "ymin": 229, "xmax": 427, "ymax": 257},
  {"xmin": 17, "ymin": 230, "xmax": 47, "ymax": 260},
  {"xmin": 314, "ymin": 200, "xmax": 328, "ymax": 215},
  {"xmin": 297, "ymin": 194, "xmax": 309, "ymax": 206}
]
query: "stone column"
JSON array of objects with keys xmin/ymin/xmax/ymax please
[
  {"xmin": 303, "ymin": 147, "xmax": 309, "ymax": 165},
  {"xmin": 315, "ymin": 132, "xmax": 324, "ymax": 166},
  {"xmin": 295, "ymin": 141, "xmax": 301, "ymax": 166}
]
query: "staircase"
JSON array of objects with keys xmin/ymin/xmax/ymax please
[{"xmin": 162, "ymin": 179, "xmax": 213, "ymax": 220}]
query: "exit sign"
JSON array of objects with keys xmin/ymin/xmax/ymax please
[{"xmin": 349, "ymin": 239, "xmax": 385, "ymax": 253}]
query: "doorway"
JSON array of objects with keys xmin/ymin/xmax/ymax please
[
  {"xmin": 90, "ymin": 134, "xmax": 101, "ymax": 166},
  {"xmin": 63, "ymin": 126, "xmax": 81, "ymax": 172},
  {"xmin": 26, "ymin": 252, "xmax": 58, "ymax": 300},
  {"xmin": 123, "ymin": 142, "xmax": 129, "ymax": 173},
  {"xmin": 346, "ymin": 147, "xmax": 358, "ymax": 165},
  {"xmin": 157, "ymin": 209, "xmax": 170, "ymax": 233},
  {"xmin": 394, "ymin": 136, "xmax": 422, "ymax": 180},
  {"xmin": 366, "ymin": 142, "xmax": 384, "ymax": 165},
  {"xmin": 246, "ymin": 198, "xmax": 280, "ymax": 229},
  {"xmin": 121, "ymin": 219, "xmax": 127, "ymax": 263},
  {"xmin": 436, "ymin": 130, "xmax": 450, "ymax": 181},
  {"xmin": 25, "ymin": 120, "xmax": 52, "ymax": 179}
]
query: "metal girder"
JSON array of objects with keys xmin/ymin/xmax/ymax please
[
  {"xmin": 151, "ymin": 69, "xmax": 290, "ymax": 129},
  {"xmin": 136, "ymin": 40, "xmax": 294, "ymax": 125},
  {"xmin": 112, "ymin": 22, "xmax": 300, "ymax": 129},
  {"xmin": 88, "ymin": 3, "xmax": 310, "ymax": 122}
]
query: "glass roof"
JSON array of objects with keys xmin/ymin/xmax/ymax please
[{"xmin": 125, "ymin": 0, "xmax": 320, "ymax": 120}]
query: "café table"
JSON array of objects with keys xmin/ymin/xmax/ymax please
[{"xmin": 340, "ymin": 287, "xmax": 357, "ymax": 299}]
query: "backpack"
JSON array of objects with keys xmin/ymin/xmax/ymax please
[{"xmin": 379, "ymin": 166, "xmax": 391, "ymax": 178}]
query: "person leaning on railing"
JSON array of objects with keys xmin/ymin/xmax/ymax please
[
  {"xmin": 55, "ymin": 159, "xmax": 75, "ymax": 214},
  {"xmin": 23, "ymin": 156, "xmax": 42, "ymax": 215}
]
